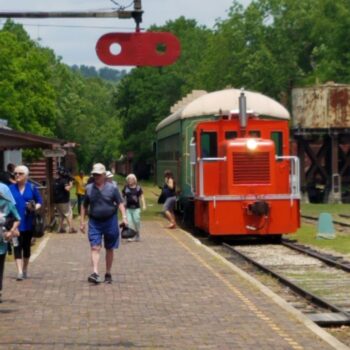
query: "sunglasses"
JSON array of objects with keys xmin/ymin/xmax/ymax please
[{"xmin": 14, "ymin": 172, "xmax": 25, "ymax": 176}]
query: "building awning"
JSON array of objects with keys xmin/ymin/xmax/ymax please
[{"xmin": 0, "ymin": 128, "xmax": 67, "ymax": 151}]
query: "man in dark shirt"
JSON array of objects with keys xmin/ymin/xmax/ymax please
[
  {"xmin": 53, "ymin": 168, "xmax": 76, "ymax": 233},
  {"xmin": 80, "ymin": 163, "xmax": 127, "ymax": 284}
]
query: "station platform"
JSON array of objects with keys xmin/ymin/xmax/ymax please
[{"xmin": 0, "ymin": 220, "xmax": 348, "ymax": 350}]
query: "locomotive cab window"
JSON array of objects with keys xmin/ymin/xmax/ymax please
[
  {"xmin": 200, "ymin": 131, "xmax": 217, "ymax": 157},
  {"xmin": 225, "ymin": 131, "xmax": 237, "ymax": 140},
  {"xmin": 271, "ymin": 131, "xmax": 283, "ymax": 158}
]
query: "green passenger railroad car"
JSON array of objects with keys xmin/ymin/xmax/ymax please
[{"xmin": 155, "ymin": 91, "xmax": 215, "ymax": 210}]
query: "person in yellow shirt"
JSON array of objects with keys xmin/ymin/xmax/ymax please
[{"xmin": 74, "ymin": 170, "xmax": 88, "ymax": 216}]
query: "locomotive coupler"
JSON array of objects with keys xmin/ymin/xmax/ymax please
[
  {"xmin": 247, "ymin": 201, "xmax": 269, "ymax": 216},
  {"xmin": 245, "ymin": 201, "xmax": 270, "ymax": 231}
]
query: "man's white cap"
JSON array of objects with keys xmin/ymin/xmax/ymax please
[
  {"xmin": 106, "ymin": 171, "xmax": 113, "ymax": 178},
  {"xmin": 91, "ymin": 163, "xmax": 106, "ymax": 175}
]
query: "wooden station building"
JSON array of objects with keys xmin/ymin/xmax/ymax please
[{"xmin": 0, "ymin": 126, "xmax": 70, "ymax": 225}]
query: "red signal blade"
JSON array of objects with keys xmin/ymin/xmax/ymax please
[{"xmin": 96, "ymin": 32, "xmax": 181, "ymax": 66}]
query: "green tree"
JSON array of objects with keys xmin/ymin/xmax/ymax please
[
  {"xmin": 0, "ymin": 21, "xmax": 59, "ymax": 135},
  {"xmin": 53, "ymin": 67, "xmax": 123, "ymax": 170},
  {"xmin": 0, "ymin": 20, "xmax": 124, "ymax": 170},
  {"xmin": 114, "ymin": 17, "xmax": 212, "ymax": 165},
  {"xmin": 306, "ymin": 0, "xmax": 350, "ymax": 83}
]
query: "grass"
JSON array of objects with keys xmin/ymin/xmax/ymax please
[
  {"xmin": 138, "ymin": 180, "xmax": 164, "ymax": 221},
  {"xmin": 301, "ymin": 203, "xmax": 350, "ymax": 216},
  {"xmin": 290, "ymin": 203, "xmax": 350, "ymax": 256}
]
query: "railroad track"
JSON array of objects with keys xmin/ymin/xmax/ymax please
[
  {"xmin": 282, "ymin": 239, "xmax": 350, "ymax": 272},
  {"xmin": 221, "ymin": 241, "xmax": 350, "ymax": 327}
]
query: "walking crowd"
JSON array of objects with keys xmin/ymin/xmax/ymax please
[{"xmin": 0, "ymin": 161, "xmax": 156, "ymax": 300}]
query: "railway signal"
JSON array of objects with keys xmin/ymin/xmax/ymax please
[
  {"xmin": 96, "ymin": 31, "xmax": 181, "ymax": 67},
  {"xmin": 0, "ymin": 0, "xmax": 181, "ymax": 67}
]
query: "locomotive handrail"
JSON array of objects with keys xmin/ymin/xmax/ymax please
[
  {"xmin": 196, "ymin": 155, "xmax": 300, "ymax": 200},
  {"xmin": 198, "ymin": 157, "xmax": 227, "ymax": 197},
  {"xmin": 275, "ymin": 155, "xmax": 300, "ymax": 198}
]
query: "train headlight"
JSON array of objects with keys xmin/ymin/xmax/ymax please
[{"xmin": 246, "ymin": 139, "xmax": 258, "ymax": 151}]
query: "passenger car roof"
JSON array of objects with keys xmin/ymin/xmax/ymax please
[{"xmin": 156, "ymin": 88, "xmax": 290, "ymax": 131}]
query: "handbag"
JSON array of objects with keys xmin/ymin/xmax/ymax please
[
  {"xmin": 157, "ymin": 190, "xmax": 166, "ymax": 204},
  {"xmin": 32, "ymin": 213, "xmax": 45, "ymax": 238},
  {"xmin": 120, "ymin": 223, "xmax": 137, "ymax": 239}
]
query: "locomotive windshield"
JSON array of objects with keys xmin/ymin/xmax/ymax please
[{"xmin": 225, "ymin": 131, "xmax": 237, "ymax": 140}]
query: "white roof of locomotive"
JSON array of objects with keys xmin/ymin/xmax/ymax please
[{"xmin": 156, "ymin": 88, "xmax": 290, "ymax": 131}]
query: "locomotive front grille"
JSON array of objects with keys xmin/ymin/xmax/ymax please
[{"xmin": 233, "ymin": 152, "xmax": 270, "ymax": 184}]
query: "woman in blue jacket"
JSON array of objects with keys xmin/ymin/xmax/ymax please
[{"xmin": 10, "ymin": 165, "xmax": 42, "ymax": 280}]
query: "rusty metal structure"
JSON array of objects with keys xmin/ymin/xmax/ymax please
[{"xmin": 292, "ymin": 82, "xmax": 350, "ymax": 203}]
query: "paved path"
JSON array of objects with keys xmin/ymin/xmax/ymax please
[{"xmin": 0, "ymin": 221, "xmax": 346, "ymax": 349}]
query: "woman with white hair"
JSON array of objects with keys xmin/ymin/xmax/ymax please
[
  {"xmin": 122, "ymin": 173, "xmax": 146, "ymax": 242},
  {"xmin": 10, "ymin": 165, "xmax": 42, "ymax": 280},
  {"xmin": 106, "ymin": 171, "xmax": 118, "ymax": 188}
]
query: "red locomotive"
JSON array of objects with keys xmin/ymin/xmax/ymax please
[{"xmin": 156, "ymin": 88, "xmax": 300, "ymax": 238}]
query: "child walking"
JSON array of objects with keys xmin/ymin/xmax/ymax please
[{"xmin": 122, "ymin": 174, "xmax": 146, "ymax": 242}]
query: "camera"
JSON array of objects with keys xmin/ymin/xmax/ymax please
[{"xmin": 58, "ymin": 167, "xmax": 73, "ymax": 182}]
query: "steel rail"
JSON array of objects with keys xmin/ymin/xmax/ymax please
[
  {"xmin": 222, "ymin": 243, "xmax": 350, "ymax": 326},
  {"xmin": 282, "ymin": 239, "xmax": 350, "ymax": 273}
]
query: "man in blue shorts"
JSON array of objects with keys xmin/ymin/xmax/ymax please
[{"xmin": 80, "ymin": 163, "xmax": 127, "ymax": 284}]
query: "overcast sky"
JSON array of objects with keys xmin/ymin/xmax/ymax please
[{"xmin": 0, "ymin": 0, "xmax": 250, "ymax": 68}]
